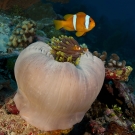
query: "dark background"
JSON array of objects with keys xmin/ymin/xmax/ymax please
[{"xmin": 42, "ymin": 0, "xmax": 135, "ymax": 61}]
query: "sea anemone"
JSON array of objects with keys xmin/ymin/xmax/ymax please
[
  {"xmin": 49, "ymin": 35, "xmax": 88, "ymax": 65},
  {"xmin": 14, "ymin": 36, "xmax": 105, "ymax": 131}
]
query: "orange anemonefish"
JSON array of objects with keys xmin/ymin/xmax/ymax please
[{"xmin": 54, "ymin": 12, "xmax": 95, "ymax": 37}]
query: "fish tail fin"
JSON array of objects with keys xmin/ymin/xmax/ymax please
[{"xmin": 54, "ymin": 20, "xmax": 64, "ymax": 30}]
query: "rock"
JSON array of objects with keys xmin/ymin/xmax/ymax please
[{"xmin": 25, "ymin": 2, "xmax": 57, "ymax": 21}]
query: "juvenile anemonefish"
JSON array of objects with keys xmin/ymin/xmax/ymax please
[{"xmin": 54, "ymin": 12, "xmax": 95, "ymax": 37}]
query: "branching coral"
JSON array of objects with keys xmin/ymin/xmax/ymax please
[
  {"xmin": 49, "ymin": 35, "xmax": 88, "ymax": 65},
  {"xmin": 7, "ymin": 20, "xmax": 36, "ymax": 48},
  {"xmin": 93, "ymin": 51, "xmax": 107, "ymax": 62},
  {"xmin": 93, "ymin": 51, "xmax": 126, "ymax": 68},
  {"xmin": 108, "ymin": 53, "xmax": 126, "ymax": 68}
]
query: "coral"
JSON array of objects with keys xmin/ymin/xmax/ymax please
[
  {"xmin": 0, "ymin": 0, "xmax": 40, "ymax": 10},
  {"xmin": 93, "ymin": 51, "xmax": 126, "ymax": 68},
  {"xmin": 10, "ymin": 16, "xmax": 26, "ymax": 26},
  {"xmin": 114, "ymin": 81, "xmax": 133, "ymax": 104},
  {"xmin": 107, "ymin": 53, "xmax": 126, "ymax": 68},
  {"xmin": 5, "ymin": 96, "xmax": 19, "ymax": 114},
  {"xmin": 0, "ymin": 15, "xmax": 11, "ymax": 52},
  {"xmin": 93, "ymin": 51, "xmax": 107, "ymax": 62},
  {"xmin": 49, "ymin": 35, "xmax": 88, "ymax": 65},
  {"xmin": 85, "ymin": 100, "xmax": 135, "ymax": 134},
  {"xmin": 104, "ymin": 121, "xmax": 133, "ymax": 135},
  {"xmin": 86, "ymin": 100, "xmax": 106, "ymax": 119},
  {"xmin": 88, "ymin": 120, "xmax": 105, "ymax": 134},
  {"xmin": 7, "ymin": 20, "xmax": 36, "ymax": 48},
  {"xmin": 114, "ymin": 80, "xmax": 135, "ymax": 122},
  {"xmin": 24, "ymin": 2, "xmax": 64, "ymax": 38},
  {"xmin": 105, "ymin": 82, "xmax": 114, "ymax": 95},
  {"xmin": 104, "ymin": 107, "xmax": 127, "ymax": 127},
  {"xmin": 25, "ymin": 2, "xmax": 60, "ymax": 37},
  {"xmin": 93, "ymin": 51, "xmax": 133, "ymax": 81},
  {"xmin": 85, "ymin": 76, "xmax": 135, "ymax": 134},
  {"xmin": 83, "ymin": 52, "xmax": 134, "ymax": 134},
  {"xmin": 131, "ymin": 123, "xmax": 135, "ymax": 131},
  {"xmin": 112, "ymin": 104, "xmax": 123, "ymax": 115},
  {"xmin": 14, "ymin": 41, "xmax": 105, "ymax": 131},
  {"xmin": 105, "ymin": 66, "xmax": 133, "ymax": 81}
]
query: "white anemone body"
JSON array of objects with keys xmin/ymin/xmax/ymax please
[{"xmin": 14, "ymin": 41, "xmax": 105, "ymax": 131}]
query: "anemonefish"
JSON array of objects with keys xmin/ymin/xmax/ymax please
[{"xmin": 54, "ymin": 12, "xmax": 95, "ymax": 37}]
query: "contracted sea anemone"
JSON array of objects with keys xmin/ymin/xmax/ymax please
[
  {"xmin": 49, "ymin": 35, "xmax": 88, "ymax": 65},
  {"xmin": 14, "ymin": 38, "xmax": 105, "ymax": 131}
]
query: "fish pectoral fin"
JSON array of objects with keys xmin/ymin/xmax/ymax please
[
  {"xmin": 54, "ymin": 20, "xmax": 64, "ymax": 30},
  {"xmin": 64, "ymin": 14, "xmax": 73, "ymax": 20},
  {"xmin": 75, "ymin": 31, "xmax": 85, "ymax": 37},
  {"xmin": 63, "ymin": 26, "xmax": 74, "ymax": 31}
]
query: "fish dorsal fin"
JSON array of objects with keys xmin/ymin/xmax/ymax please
[
  {"xmin": 64, "ymin": 14, "xmax": 73, "ymax": 20},
  {"xmin": 76, "ymin": 12, "xmax": 86, "ymax": 16}
]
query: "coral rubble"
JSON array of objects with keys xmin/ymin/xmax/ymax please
[{"xmin": 0, "ymin": 97, "xmax": 72, "ymax": 135}]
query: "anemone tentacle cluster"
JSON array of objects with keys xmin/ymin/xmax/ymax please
[{"xmin": 49, "ymin": 35, "xmax": 88, "ymax": 65}]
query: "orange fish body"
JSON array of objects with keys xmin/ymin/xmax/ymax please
[{"xmin": 54, "ymin": 12, "xmax": 95, "ymax": 37}]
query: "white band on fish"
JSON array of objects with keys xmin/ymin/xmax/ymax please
[
  {"xmin": 85, "ymin": 15, "xmax": 90, "ymax": 29},
  {"xmin": 73, "ymin": 14, "xmax": 77, "ymax": 30}
]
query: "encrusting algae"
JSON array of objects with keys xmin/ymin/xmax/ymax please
[
  {"xmin": 37, "ymin": 128, "xmax": 72, "ymax": 135},
  {"xmin": 49, "ymin": 35, "xmax": 88, "ymax": 66}
]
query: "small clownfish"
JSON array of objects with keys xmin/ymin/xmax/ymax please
[
  {"xmin": 73, "ymin": 45, "xmax": 81, "ymax": 51},
  {"xmin": 54, "ymin": 12, "xmax": 95, "ymax": 37}
]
